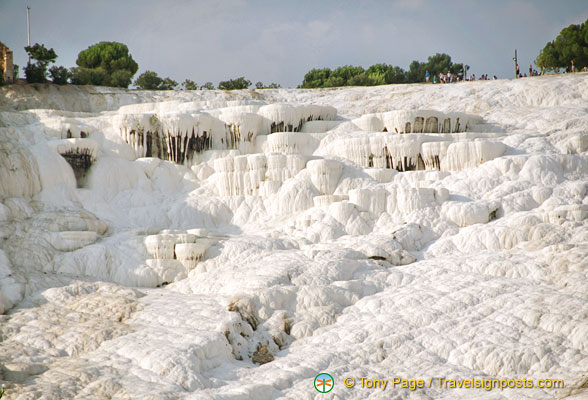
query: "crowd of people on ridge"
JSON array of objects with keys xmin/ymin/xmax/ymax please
[
  {"xmin": 424, "ymin": 70, "xmax": 497, "ymax": 84},
  {"xmin": 424, "ymin": 59, "xmax": 586, "ymax": 83},
  {"xmin": 516, "ymin": 60, "xmax": 586, "ymax": 78}
]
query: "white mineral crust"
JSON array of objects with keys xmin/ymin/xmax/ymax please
[{"xmin": 0, "ymin": 74, "xmax": 587, "ymax": 399}]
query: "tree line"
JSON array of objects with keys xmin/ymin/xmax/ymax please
[
  {"xmin": 3, "ymin": 17, "xmax": 586, "ymax": 89},
  {"xmin": 535, "ymin": 17, "xmax": 588, "ymax": 72},
  {"xmin": 131, "ymin": 74, "xmax": 280, "ymax": 90},
  {"xmin": 300, "ymin": 17, "xmax": 588, "ymax": 88},
  {"xmin": 7, "ymin": 41, "xmax": 281, "ymax": 91},
  {"xmin": 299, "ymin": 53, "xmax": 468, "ymax": 88}
]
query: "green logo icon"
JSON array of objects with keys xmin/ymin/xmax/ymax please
[{"xmin": 314, "ymin": 373, "xmax": 334, "ymax": 393}]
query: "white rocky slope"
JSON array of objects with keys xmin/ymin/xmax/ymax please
[{"xmin": 0, "ymin": 74, "xmax": 587, "ymax": 399}]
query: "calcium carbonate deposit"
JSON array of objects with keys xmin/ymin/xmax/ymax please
[{"xmin": 0, "ymin": 74, "xmax": 587, "ymax": 399}]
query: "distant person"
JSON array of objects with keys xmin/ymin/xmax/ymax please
[
  {"xmin": 433, "ymin": 75, "xmax": 437, "ymax": 83},
  {"xmin": 529, "ymin": 64, "xmax": 533, "ymax": 76},
  {"xmin": 493, "ymin": 75, "xmax": 498, "ymax": 80},
  {"xmin": 425, "ymin": 70, "xmax": 430, "ymax": 82},
  {"xmin": 516, "ymin": 64, "xmax": 520, "ymax": 78},
  {"xmin": 571, "ymin": 60, "xmax": 575, "ymax": 73}
]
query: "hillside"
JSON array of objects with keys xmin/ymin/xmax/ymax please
[{"xmin": 0, "ymin": 74, "xmax": 587, "ymax": 399}]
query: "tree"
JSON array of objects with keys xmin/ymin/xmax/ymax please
[
  {"xmin": 536, "ymin": 42, "xmax": 559, "ymax": 70},
  {"xmin": 70, "ymin": 67, "xmax": 107, "ymax": 86},
  {"xmin": 74, "ymin": 41, "xmax": 138, "ymax": 88},
  {"xmin": 366, "ymin": 63, "xmax": 407, "ymax": 84},
  {"xmin": 300, "ymin": 64, "xmax": 408, "ymax": 87},
  {"xmin": 160, "ymin": 77, "xmax": 178, "ymax": 90},
  {"xmin": 367, "ymin": 71, "xmax": 386, "ymax": 86},
  {"xmin": 425, "ymin": 53, "xmax": 453, "ymax": 77},
  {"xmin": 299, "ymin": 54, "xmax": 466, "ymax": 87},
  {"xmin": 406, "ymin": 53, "xmax": 466, "ymax": 82},
  {"xmin": 324, "ymin": 75, "xmax": 345, "ymax": 87},
  {"xmin": 218, "ymin": 77, "xmax": 251, "ymax": 90},
  {"xmin": 348, "ymin": 73, "xmax": 374, "ymax": 86},
  {"xmin": 49, "ymin": 66, "xmax": 69, "ymax": 84},
  {"xmin": 181, "ymin": 79, "xmax": 198, "ymax": 90},
  {"xmin": 367, "ymin": 64, "xmax": 392, "ymax": 84},
  {"xmin": 24, "ymin": 43, "xmax": 57, "ymax": 83},
  {"xmin": 109, "ymin": 70, "xmax": 133, "ymax": 88},
  {"xmin": 387, "ymin": 66, "xmax": 408, "ymax": 83},
  {"xmin": 300, "ymin": 68, "xmax": 331, "ymax": 88},
  {"xmin": 134, "ymin": 71, "xmax": 177, "ymax": 90},
  {"xmin": 330, "ymin": 65, "xmax": 365, "ymax": 85},
  {"xmin": 255, "ymin": 81, "xmax": 281, "ymax": 89},
  {"xmin": 407, "ymin": 60, "xmax": 426, "ymax": 83},
  {"xmin": 69, "ymin": 67, "xmax": 90, "ymax": 85},
  {"xmin": 134, "ymin": 71, "xmax": 162, "ymax": 90},
  {"xmin": 201, "ymin": 82, "xmax": 215, "ymax": 90},
  {"xmin": 536, "ymin": 18, "xmax": 588, "ymax": 71}
]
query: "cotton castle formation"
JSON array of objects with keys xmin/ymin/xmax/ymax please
[{"xmin": 0, "ymin": 74, "xmax": 587, "ymax": 399}]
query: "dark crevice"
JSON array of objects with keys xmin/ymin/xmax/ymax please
[{"xmin": 59, "ymin": 148, "xmax": 94, "ymax": 188}]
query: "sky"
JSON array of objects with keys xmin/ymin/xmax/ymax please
[{"xmin": 1, "ymin": 0, "xmax": 587, "ymax": 87}]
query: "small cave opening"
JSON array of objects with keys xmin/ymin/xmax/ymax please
[{"xmin": 59, "ymin": 148, "xmax": 95, "ymax": 188}]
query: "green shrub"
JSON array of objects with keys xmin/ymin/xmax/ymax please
[
  {"xmin": 201, "ymin": 82, "xmax": 215, "ymax": 90},
  {"xmin": 24, "ymin": 63, "xmax": 46, "ymax": 83},
  {"xmin": 108, "ymin": 70, "xmax": 133, "ymax": 88},
  {"xmin": 69, "ymin": 67, "xmax": 92, "ymax": 85},
  {"xmin": 159, "ymin": 77, "xmax": 178, "ymax": 90},
  {"xmin": 134, "ymin": 71, "xmax": 177, "ymax": 90},
  {"xmin": 134, "ymin": 71, "xmax": 161, "ymax": 89},
  {"xmin": 181, "ymin": 79, "xmax": 198, "ymax": 90},
  {"xmin": 255, "ymin": 81, "xmax": 281, "ymax": 89},
  {"xmin": 49, "ymin": 66, "xmax": 69, "ymax": 84},
  {"xmin": 218, "ymin": 77, "xmax": 251, "ymax": 90},
  {"xmin": 300, "ymin": 68, "xmax": 331, "ymax": 88}
]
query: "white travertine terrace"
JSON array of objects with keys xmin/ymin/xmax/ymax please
[
  {"xmin": 116, "ymin": 104, "xmax": 336, "ymax": 167},
  {"xmin": 352, "ymin": 110, "xmax": 482, "ymax": 133},
  {"xmin": 0, "ymin": 74, "xmax": 587, "ymax": 399}
]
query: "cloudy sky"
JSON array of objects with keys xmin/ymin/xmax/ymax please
[{"xmin": 1, "ymin": 0, "xmax": 587, "ymax": 87}]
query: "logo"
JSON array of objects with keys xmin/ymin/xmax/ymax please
[{"xmin": 314, "ymin": 372, "xmax": 334, "ymax": 393}]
